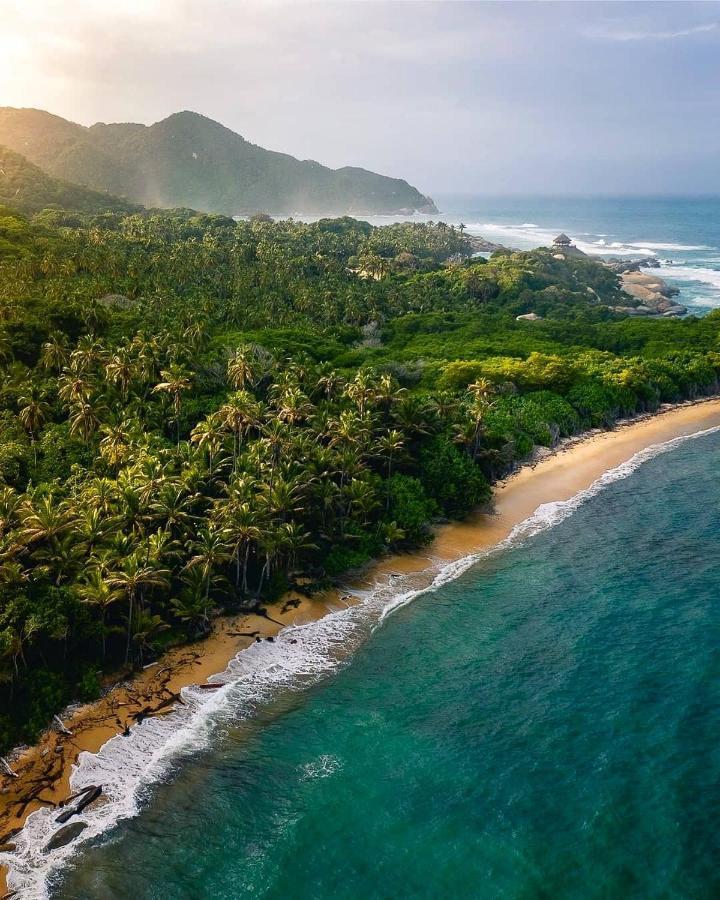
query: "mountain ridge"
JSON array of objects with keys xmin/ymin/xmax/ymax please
[
  {"xmin": 0, "ymin": 107, "xmax": 437, "ymax": 217},
  {"xmin": 0, "ymin": 144, "xmax": 139, "ymax": 216}
]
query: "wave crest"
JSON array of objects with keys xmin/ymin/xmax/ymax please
[{"xmin": 4, "ymin": 423, "xmax": 720, "ymax": 898}]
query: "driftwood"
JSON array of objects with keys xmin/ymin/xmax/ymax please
[
  {"xmin": 227, "ymin": 630, "xmax": 261, "ymax": 638},
  {"xmin": 55, "ymin": 785, "xmax": 102, "ymax": 824},
  {"xmin": 0, "ymin": 758, "xmax": 18, "ymax": 779},
  {"xmin": 0, "ymin": 827, "xmax": 21, "ymax": 846},
  {"xmin": 196, "ymin": 683, "xmax": 223, "ymax": 691},
  {"xmin": 53, "ymin": 716, "xmax": 72, "ymax": 736},
  {"xmin": 255, "ymin": 607, "xmax": 285, "ymax": 627}
]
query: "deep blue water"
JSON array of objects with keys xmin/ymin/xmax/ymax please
[{"xmin": 50, "ymin": 428, "xmax": 720, "ymax": 899}]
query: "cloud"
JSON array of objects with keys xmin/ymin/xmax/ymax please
[{"xmin": 585, "ymin": 21, "xmax": 718, "ymax": 42}]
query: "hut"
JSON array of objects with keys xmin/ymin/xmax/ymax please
[{"xmin": 553, "ymin": 233, "xmax": 572, "ymax": 248}]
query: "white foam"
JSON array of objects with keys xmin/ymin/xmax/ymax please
[
  {"xmin": 4, "ymin": 421, "xmax": 720, "ymax": 898},
  {"xmin": 655, "ymin": 263, "xmax": 720, "ymax": 291},
  {"xmin": 628, "ymin": 241, "xmax": 712, "ymax": 252}
]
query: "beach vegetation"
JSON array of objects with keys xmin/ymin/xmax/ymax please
[{"xmin": 0, "ymin": 205, "xmax": 719, "ymax": 750}]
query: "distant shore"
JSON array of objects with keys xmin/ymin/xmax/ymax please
[{"xmin": 3, "ymin": 396, "xmax": 720, "ymax": 896}]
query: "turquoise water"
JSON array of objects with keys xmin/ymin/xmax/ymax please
[
  {"xmin": 51, "ymin": 428, "xmax": 720, "ymax": 899},
  {"xmin": 367, "ymin": 195, "xmax": 720, "ymax": 315}
]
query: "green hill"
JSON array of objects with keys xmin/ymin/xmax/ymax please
[
  {"xmin": 0, "ymin": 108, "xmax": 437, "ymax": 217},
  {"xmin": 0, "ymin": 144, "xmax": 138, "ymax": 216}
]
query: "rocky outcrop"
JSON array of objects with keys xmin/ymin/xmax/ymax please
[
  {"xmin": 467, "ymin": 235, "xmax": 508, "ymax": 254},
  {"xmin": 618, "ymin": 270, "xmax": 685, "ymax": 317}
]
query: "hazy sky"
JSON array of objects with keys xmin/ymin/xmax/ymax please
[{"xmin": 1, "ymin": 0, "xmax": 719, "ymax": 195}]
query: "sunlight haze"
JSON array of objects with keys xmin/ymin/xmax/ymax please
[{"xmin": 2, "ymin": 0, "xmax": 719, "ymax": 194}]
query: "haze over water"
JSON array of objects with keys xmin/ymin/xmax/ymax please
[{"xmin": 55, "ymin": 428, "xmax": 720, "ymax": 899}]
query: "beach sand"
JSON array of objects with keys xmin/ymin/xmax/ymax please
[{"xmin": 3, "ymin": 396, "xmax": 720, "ymax": 896}]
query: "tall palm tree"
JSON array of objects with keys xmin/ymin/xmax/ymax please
[
  {"xmin": 18, "ymin": 387, "xmax": 50, "ymax": 465},
  {"xmin": 76, "ymin": 569, "xmax": 122, "ymax": 659},
  {"xmin": 224, "ymin": 501, "xmax": 261, "ymax": 593},
  {"xmin": 227, "ymin": 345, "xmax": 258, "ymax": 391},
  {"xmin": 106, "ymin": 350, "xmax": 137, "ymax": 400},
  {"xmin": 190, "ymin": 414, "xmax": 225, "ymax": 474},
  {"xmin": 107, "ymin": 555, "xmax": 170, "ymax": 664},
  {"xmin": 69, "ymin": 400, "xmax": 102, "ymax": 443},
  {"xmin": 184, "ymin": 526, "xmax": 231, "ymax": 602},
  {"xmin": 39, "ymin": 334, "xmax": 69, "ymax": 372},
  {"xmin": 152, "ymin": 365, "xmax": 192, "ymax": 447}
]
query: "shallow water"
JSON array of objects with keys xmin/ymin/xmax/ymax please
[{"xmin": 52, "ymin": 429, "xmax": 720, "ymax": 899}]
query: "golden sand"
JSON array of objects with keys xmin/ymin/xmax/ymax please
[{"xmin": 2, "ymin": 397, "xmax": 720, "ymax": 896}]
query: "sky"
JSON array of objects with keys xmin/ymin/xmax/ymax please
[{"xmin": 1, "ymin": 0, "xmax": 719, "ymax": 196}]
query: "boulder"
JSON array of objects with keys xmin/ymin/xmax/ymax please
[{"xmin": 44, "ymin": 821, "xmax": 88, "ymax": 852}]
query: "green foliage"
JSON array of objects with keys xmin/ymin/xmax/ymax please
[
  {"xmin": 418, "ymin": 435, "xmax": 490, "ymax": 517},
  {"xmin": 0, "ymin": 108, "xmax": 436, "ymax": 216},
  {"xmin": 0, "ymin": 204, "xmax": 717, "ymax": 754},
  {"xmin": 386, "ymin": 475, "xmax": 437, "ymax": 544},
  {"xmin": 0, "ymin": 145, "xmax": 137, "ymax": 217}
]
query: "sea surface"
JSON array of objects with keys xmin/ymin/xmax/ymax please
[
  {"xmin": 368, "ymin": 195, "xmax": 720, "ymax": 316},
  {"xmin": 30, "ymin": 426, "xmax": 720, "ymax": 898}
]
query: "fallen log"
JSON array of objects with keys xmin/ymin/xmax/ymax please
[
  {"xmin": 53, "ymin": 715, "xmax": 72, "ymax": 736},
  {"xmin": 0, "ymin": 758, "xmax": 18, "ymax": 779},
  {"xmin": 55, "ymin": 785, "xmax": 102, "ymax": 824},
  {"xmin": 196, "ymin": 683, "xmax": 223, "ymax": 691}
]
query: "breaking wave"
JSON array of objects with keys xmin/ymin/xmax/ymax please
[{"xmin": 4, "ymin": 423, "xmax": 720, "ymax": 899}]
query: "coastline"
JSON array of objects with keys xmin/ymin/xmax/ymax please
[{"xmin": 3, "ymin": 396, "xmax": 720, "ymax": 895}]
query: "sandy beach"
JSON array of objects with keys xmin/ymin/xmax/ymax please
[{"xmin": 2, "ymin": 396, "xmax": 720, "ymax": 896}]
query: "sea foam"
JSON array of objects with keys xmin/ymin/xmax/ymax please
[{"xmin": 4, "ymin": 423, "xmax": 720, "ymax": 899}]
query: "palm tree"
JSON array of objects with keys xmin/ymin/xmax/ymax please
[
  {"xmin": 76, "ymin": 569, "xmax": 122, "ymax": 659},
  {"xmin": 224, "ymin": 501, "xmax": 261, "ymax": 593},
  {"xmin": 106, "ymin": 350, "xmax": 137, "ymax": 400},
  {"xmin": 40, "ymin": 334, "xmax": 69, "ymax": 372},
  {"xmin": 107, "ymin": 555, "xmax": 170, "ymax": 664},
  {"xmin": 132, "ymin": 611, "xmax": 170, "ymax": 666},
  {"xmin": 184, "ymin": 526, "xmax": 231, "ymax": 602},
  {"xmin": 227, "ymin": 345, "xmax": 258, "ymax": 391},
  {"xmin": 58, "ymin": 371, "xmax": 92, "ymax": 405},
  {"xmin": 152, "ymin": 365, "xmax": 192, "ymax": 446},
  {"xmin": 171, "ymin": 568, "xmax": 215, "ymax": 637},
  {"xmin": 375, "ymin": 429, "xmax": 405, "ymax": 508},
  {"xmin": 18, "ymin": 387, "xmax": 50, "ymax": 465},
  {"xmin": 345, "ymin": 371, "xmax": 377, "ymax": 416},
  {"xmin": 466, "ymin": 378, "xmax": 495, "ymax": 460},
  {"xmin": 69, "ymin": 400, "xmax": 102, "ymax": 443},
  {"xmin": 218, "ymin": 392, "xmax": 262, "ymax": 466},
  {"xmin": 277, "ymin": 521, "xmax": 316, "ymax": 574},
  {"xmin": 191, "ymin": 414, "xmax": 225, "ymax": 474}
]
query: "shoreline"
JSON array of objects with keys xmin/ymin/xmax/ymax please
[{"xmin": 3, "ymin": 396, "xmax": 720, "ymax": 895}]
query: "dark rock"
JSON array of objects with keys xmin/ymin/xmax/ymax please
[{"xmin": 44, "ymin": 821, "xmax": 88, "ymax": 852}]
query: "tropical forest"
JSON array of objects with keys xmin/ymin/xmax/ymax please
[{"xmin": 1, "ymin": 200, "xmax": 719, "ymax": 752}]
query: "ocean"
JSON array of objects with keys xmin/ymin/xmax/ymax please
[
  {"xmin": 371, "ymin": 195, "xmax": 720, "ymax": 316},
  {"xmin": 25, "ymin": 425, "xmax": 720, "ymax": 898},
  {"xmin": 6, "ymin": 196, "xmax": 720, "ymax": 898}
]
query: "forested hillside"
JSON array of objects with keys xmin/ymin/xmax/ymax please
[
  {"xmin": 0, "ymin": 146, "xmax": 138, "ymax": 217},
  {"xmin": 0, "ymin": 108, "xmax": 437, "ymax": 216},
  {"xmin": 0, "ymin": 207, "xmax": 718, "ymax": 751}
]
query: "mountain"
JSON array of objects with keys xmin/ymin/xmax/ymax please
[
  {"xmin": 0, "ymin": 144, "xmax": 138, "ymax": 216},
  {"xmin": 0, "ymin": 108, "xmax": 437, "ymax": 217}
]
